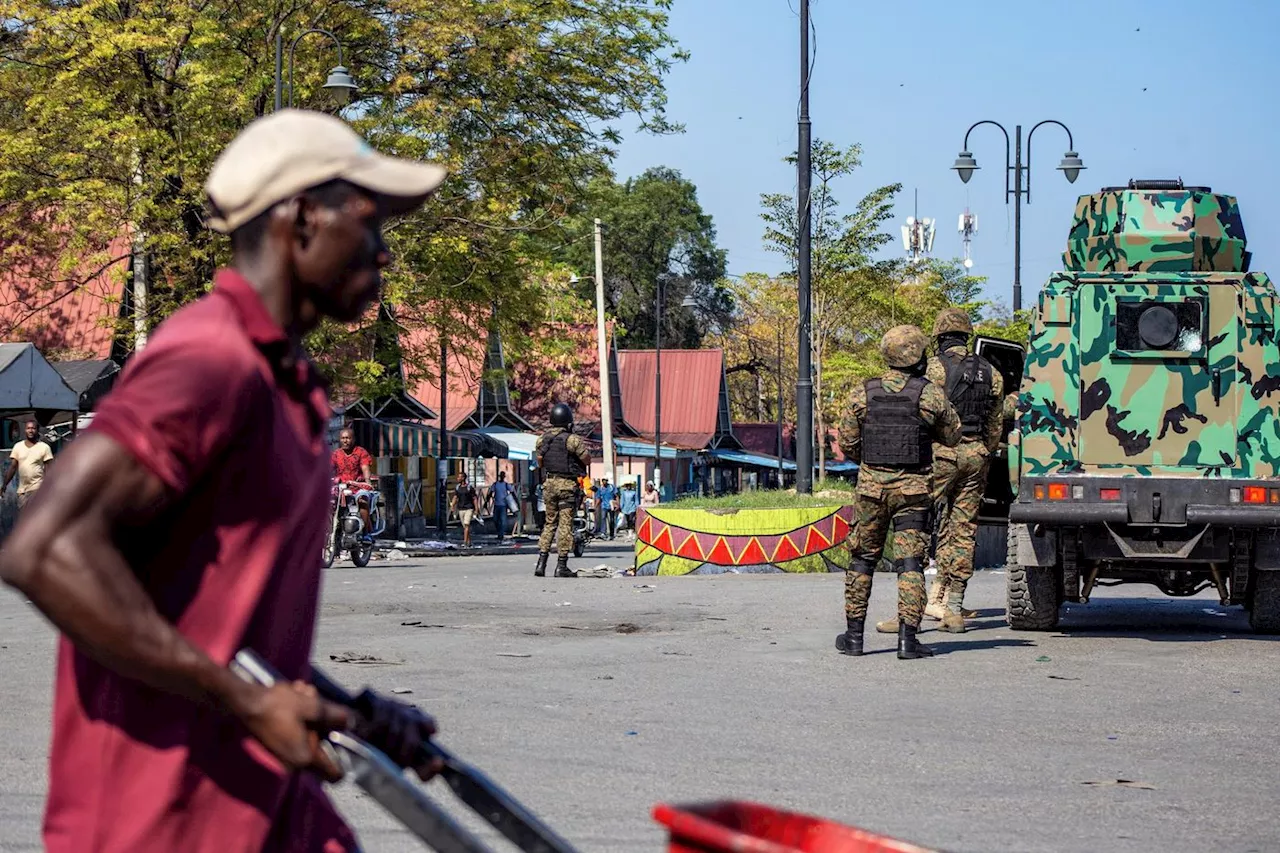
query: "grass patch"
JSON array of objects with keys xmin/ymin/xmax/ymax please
[{"xmin": 671, "ymin": 480, "xmax": 855, "ymax": 510}]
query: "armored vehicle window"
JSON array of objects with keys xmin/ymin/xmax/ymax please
[{"xmin": 1116, "ymin": 299, "xmax": 1204, "ymax": 354}]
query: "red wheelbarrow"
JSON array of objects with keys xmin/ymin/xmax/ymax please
[
  {"xmin": 654, "ymin": 801, "xmax": 939, "ymax": 853},
  {"xmin": 234, "ymin": 649, "xmax": 939, "ymax": 853}
]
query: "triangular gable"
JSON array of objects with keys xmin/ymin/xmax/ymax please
[
  {"xmin": 0, "ymin": 343, "xmax": 79, "ymax": 411},
  {"xmin": 464, "ymin": 327, "xmax": 534, "ymax": 431}
]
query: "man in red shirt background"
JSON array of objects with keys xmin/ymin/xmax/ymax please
[
  {"xmin": 332, "ymin": 427, "xmax": 375, "ymax": 535},
  {"xmin": 0, "ymin": 109, "xmax": 447, "ymax": 852}
]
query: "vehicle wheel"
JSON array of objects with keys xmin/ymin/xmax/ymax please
[
  {"xmin": 1248, "ymin": 571, "xmax": 1280, "ymax": 634},
  {"xmin": 573, "ymin": 539, "xmax": 585, "ymax": 558},
  {"xmin": 1006, "ymin": 523, "xmax": 1060, "ymax": 631},
  {"xmin": 351, "ymin": 539, "xmax": 374, "ymax": 568},
  {"xmin": 321, "ymin": 530, "xmax": 337, "ymax": 569}
]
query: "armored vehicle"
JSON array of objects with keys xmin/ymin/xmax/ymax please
[{"xmin": 1002, "ymin": 179, "xmax": 1280, "ymax": 632}]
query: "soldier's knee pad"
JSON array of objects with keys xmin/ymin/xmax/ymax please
[
  {"xmin": 850, "ymin": 556, "xmax": 875, "ymax": 576},
  {"xmin": 893, "ymin": 510, "xmax": 929, "ymax": 533},
  {"xmin": 898, "ymin": 556, "xmax": 924, "ymax": 575}
]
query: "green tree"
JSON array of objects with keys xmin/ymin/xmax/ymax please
[
  {"xmin": 554, "ymin": 166, "xmax": 728, "ymax": 350},
  {"xmin": 0, "ymin": 0, "xmax": 685, "ymax": 398},
  {"xmin": 759, "ymin": 139, "xmax": 902, "ymax": 475}
]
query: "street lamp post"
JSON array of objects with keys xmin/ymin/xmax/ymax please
[
  {"xmin": 795, "ymin": 0, "xmax": 814, "ymax": 494},
  {"xmin": 951, "ymin": 120, "xmax": 1085, "ymax": 312},
  {"xmin": 274, "ymin": 27, "xmax": 358, "ymax": 112},
  {"xmin": 653, "ymin": 274, "xmax": 669, "ymax": 497}
]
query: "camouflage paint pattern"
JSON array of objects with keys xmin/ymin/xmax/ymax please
[
  {"xmin": 1064, "ymin": 188, "xmax": 1248, "ymax": 274},
  {"xmin": 538, "ymin": 476, "xmax": 579, "ymax": 557},
  {"xmin": 844, "ymin": 490, "xmax": 930, "ymax": 628},
  {"xmin": 1018, "ymin": 185, "xmax": 1280, "ymax": 481}
]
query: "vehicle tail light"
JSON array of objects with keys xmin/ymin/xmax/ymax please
[
  {"xmin": 1099, "ymin": 488, "xmax": 1122, "ymax": 501},
  {"xmin": 1048, "ymin": 483, "xmax": 1069, "ymax": 501},
  {"xmin": 1271, "ymin": 489, "xmax": 1280, "ymax": 504},
  {"xmin": 1243, "ymin": 486, "xmax": 1267, "ymax": 504},
  {"xmin": 1033, "ymin": 485, "xmax": 1045, "ymax": 500}
]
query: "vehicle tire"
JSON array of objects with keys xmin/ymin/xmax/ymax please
[
  {"xmin": 573, "ymin": 538, "xmax": 585, "ymax": 558},
  {"xmin": 321, "ymin": 529, "xmax": 337, "ymax": 569},
  {"xmin": 1006, "ymin": 523, "xmax": 1060, "ymax": 631},
  {"xmin": 351, "ymin": 539, "xmax": 374, "ymax": 568},
  {"xmin": 1248, "ymin": 571, "xmax": 1280, "ymax": 634}
]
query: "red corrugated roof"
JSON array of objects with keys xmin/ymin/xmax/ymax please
[
  {"xmin": 509, "ymin": 322, "xmax": 603, "ymax": 429},
  {"xmin": 399, "ymin": 324, "xmax": 485, "ymax": 431},
  {"xmin": 735, "ymin": 422, "xmax": 788, "ymax": 458},
  {"xmin": 616, "ymin": 349, "xmax": 724, "ymax": 449},
  {"xmin": 0, "ymin": 230, "xmax": 131, "ymax": 360}
]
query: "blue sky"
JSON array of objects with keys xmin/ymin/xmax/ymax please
[{"xmin": 613, "ymin": 0, "xmax": 1280, "ymax": 312}]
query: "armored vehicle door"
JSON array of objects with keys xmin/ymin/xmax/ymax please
[
  {"xmin": 974, "ymin": 335, "xmax": 1026, "ymax": 521},
  {"xmin": 1076, "ymin": 282, "xmax": 1239, "ymax": 468}
]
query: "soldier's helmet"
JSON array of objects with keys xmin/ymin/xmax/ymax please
[
  {"xmin": 550, "ymin": 402, "xmax": 574, "ymax": 427},
  {"xmin": 880, "ymin": 325, "xmax": 929, "ymax": 368},
  {"xmin": 932, "ymin": 307, "xmax": 974, "ymax": 337}
]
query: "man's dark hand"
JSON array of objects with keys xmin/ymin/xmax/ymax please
[
  {"xmin": 352, "ymin": 688, "xmax": 444, "ymax": 781},
  {"xmin": 238, "ymin": 681, "xmax": 350, "ymax": 782}
]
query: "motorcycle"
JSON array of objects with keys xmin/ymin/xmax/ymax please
[
  {"xmin": 570, "ymin": 501, "xmax": 595, "ymax": 558},
  {"xmin": 323, "ymin": 480, "xmax": 385, "ymax": 568}
]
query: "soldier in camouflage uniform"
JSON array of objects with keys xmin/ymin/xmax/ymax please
[
  {"xmin": 535, "ymin": 403, "xmax": 591, "ymax": 578},
  {"xmin": 922, "ymin": 309, "xmax": 1004, "ymax": 632},
  {"xmin": 836, "ymin": 325, "xmax": 961, "ymax": 659}
]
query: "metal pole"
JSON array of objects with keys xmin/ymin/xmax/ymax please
[
  {"xmin": 795, "ymin": 0, "xmax": 814, "ymax": 494},
  {"xmin": 1013, "ymin": 124, "xmax": 1023, "ymax": 313},
  {"xmin": 437, "ymin": 335, "xmax": 448, "ymax": 537},
  {"xmin": 654, "ymin": 279, "xmax": 663, "ymax": 496},
  {"xmin": 593, "ymin": 219, "xmax": 615, "ymax": 485},
  {"xmin": 776, "ymin": 324, "xmax": 784, "ymax": 487},
  {"xmin": 274, "ymin": 29, "xmax": 283, "ymax": 112}
]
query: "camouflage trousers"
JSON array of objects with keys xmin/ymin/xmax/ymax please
[
  {"xmin": 845, "ymin": 487, "xmax": 931, "ymax": 628},
  {"xmin": 931, "ymin": 442, "xmax": 992, "ymax": 607},
  {"xmin": 538, "ymin": 477, "xmax": 579, "ymax": 557}
]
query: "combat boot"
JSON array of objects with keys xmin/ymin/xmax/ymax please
[
  {"xmin": 534, "ymin": 552, "xmax": 549, "ymax": 577},
  {"xmin": 923, "ymin": 576, "xmax": 949, "ymax": 621},
  {"xmin": 874, "ymin": 617, "xmax": 898, "ymax": 634},
  {"xmin": 938, "ymin": 611, "xmax": 967, "ymax": 633},
  {"xmin": 834, "ymin": 618, "xmax": 864, "ymax": 656},
  {"xmin": 897, "ymin": 623, "xmax": 935, "ymax": 660},
  {"xmin": 554, "ymin": 555, "xmax": 574, "ymax": 578}
]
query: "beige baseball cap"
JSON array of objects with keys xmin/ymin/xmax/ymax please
[{"xmin": 204, "ymin": 109, "xmax": 447, "ymax": 234}]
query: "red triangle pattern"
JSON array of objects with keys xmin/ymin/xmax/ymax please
[
  {"xmin": 804, "ymin": 525, "xmax": 832, "ymax": 555},
  {"xmin": 832, "ymin": 513, "xmax": 851, "ymax": 544},
  {"xmin": 676, "ymin": 533, "xmax": 705, "ymax": 561},
  {"xmin": 651, "ymin": 525, "xmax": 674, "ymax": 554},
  {"xmin": 705, "ymin": 537, "xmax": 734, "ymax": 565},
  {"xmin": 637, "ymin": 516, "xmax": 653, "ymax": 544},
  {"xmin": 737, "ymin": 537, "xmax": 769, "ymax": 566},
  {"xmin": 771, "ymin": 534, "xmax": 802, "ymax": 563}
]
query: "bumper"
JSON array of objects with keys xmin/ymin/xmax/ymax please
[{"xmin": 1010, "ymin": 475, "xmax": 1280, "ymax": 528}]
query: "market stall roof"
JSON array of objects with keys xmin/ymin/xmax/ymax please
[
  {"xmin": 52, "ymin": 358, "xmax": 119, "ymax": 411},
  {"xmin": 479, "ymin": 427, "xmax": 540, "ymax": 461},
  {"xmin": 706, "ymin": 448, "xmax": 797, "ymax": 471},
  {"xmin": 352, "ymin": 418, "xmax": 509, "ymax": 459},
  {"xmin": 0, "ymin": 343, "xmax": 79, "ymax": 412}
]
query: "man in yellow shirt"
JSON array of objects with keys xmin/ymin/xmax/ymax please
[{"xmin": 4, "ymin": 419, "xmax": 54, "ymax": 507}]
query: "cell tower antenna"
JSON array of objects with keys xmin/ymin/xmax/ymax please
[
  {"xmin": 901, "ymin": 188, "xmax": 935, "ymax": 266},
  {"xmin": 958, "ymin": 208, "xmax": 978, "ymax": 269}
]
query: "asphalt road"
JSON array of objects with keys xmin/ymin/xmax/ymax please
[{"xmin": 1, "ymin": 540, "xmax": 1278, "ymax": 853}]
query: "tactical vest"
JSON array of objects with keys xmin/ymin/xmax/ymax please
[
  {"xmin": 940, "ymin": 349, "xmax": 995, "ymax": 437},
  {"xmin": 540, "ymin": 430, "xmax": 585, "ymax": 478},
  {"xmin": 862, "ymin": 376, "xmax": 932, "ymax": 469}
]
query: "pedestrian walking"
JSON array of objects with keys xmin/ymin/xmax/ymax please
[
  {"xmin": 618, "ymin": 482, "xmax": 639, "ymax": 537},
  {"xmin": 835, "ymin": 325, "xmax": 961, "ymax": 660},
  {"xmin": 533, "ymin": 403, "xmax": 590, "ymax": 577},
  {"xmin": 486, "ymin": 470, "xmax": 516, "ymax": 544},
  {"xmin": 3, "ymin": 419, "xmax": 53, "ymax": 508},
  {"xmin": 451, "ymin": 472, "xmax": 480, "ymax": 548},
  {"xmin": 595, "ymin": 477, "xmax": 618, "ymax": 540},
  {"xmin": 920, "ymin": 309, "xmax": 1003, "ymax": 633},
  {"xmin": 0, "ymin": 109, "xmax": 446, "ymax": 852}
]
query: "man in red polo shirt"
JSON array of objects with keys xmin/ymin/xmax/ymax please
[
  {"xmin": 0, "ymin": 109, "xmax": 448, "ymax": 852},
  {"xmin": 332, "ymin": 427, "xmax": 375, "ymax": 535}
]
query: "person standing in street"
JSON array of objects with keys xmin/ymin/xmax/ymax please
[
  {"xmin": 0, "ymin": 109, "xmax": 446, "ymax": 852},
  {"xmin": 485, "ymin": 470, "xmax": 515, "ymax": 544},
  {"xmin": 534, "ymin": 403, "xmax": 590, "ymax": 577},
  {"xmin": 4, "ymin": 419, "xmax": 53, "ymax": 508},
  {"xmin": 451, "ymin": 472, "xmax": 480, "ymax": 549},
  {"xmin": 618, "ymin": 482, "xmax": 639, "ymax": 537},
  {"xmin": 921, "ymin": 309, "xmax": 1003, "ymax": 632},
  {"xmin": 836, "ymin": 325, "xmax": 961, "ymax": 660},
  {"xmin": 641, "ymin": 481, "xmax": 660, "ymax": 508},
  {"xmin": 595, "ymin": 477, "xmax": 618, "ymax": 540}
]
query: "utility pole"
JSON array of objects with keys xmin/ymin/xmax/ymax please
[
  {"xmin": 653, "ymin": 276, "xmax": 664, "ymax": 496},
  {"xmin": 593, "ymin": 219, "xmax": 615, "ymax": 485},
  {"xmin": 795, "ymin": 0, "xmax": 814, "ymax": 494},
  {"xmin": 437, "ymin": 335, "xmax": 448, "ymax": 537}
]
